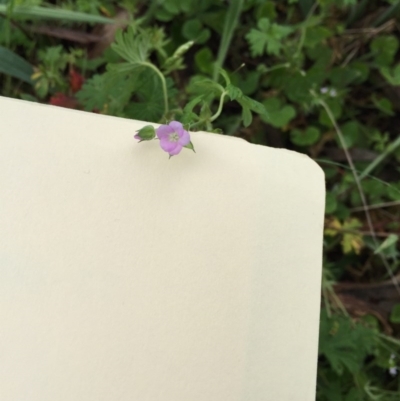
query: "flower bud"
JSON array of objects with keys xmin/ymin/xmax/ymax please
[{"xmin": 134, "ymin": 125, "xmax": 156, "ymax": 142}]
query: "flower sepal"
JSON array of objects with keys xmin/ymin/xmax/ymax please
[
  {"xmin": 134, "ymin": 125, "xmax": 156, "ymax": 142},
  {"xmin": 184, "ymin": 141, "xmax": 195, "ymax": 153}
]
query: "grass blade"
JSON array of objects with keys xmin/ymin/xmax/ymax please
[
  {"xmin": 213, "ymin": 0, "xmax": 243, "ymax": 81},
  {"xmin": 0, "ymin": 5, "xmax": 114, "ymax": 24},
  {"xmin": 346, "ymin": 0, "xmax": 369, "ymax": 26},
  {"xmin": 0, "ymin": 45, "xmax": 33, "ymax": 83},
  {"xmin": 373, "ymin": 1, "xmax": 400, "ymax": 27},
  {"xmin": 360, "ymin": 135, "xmax": 400, "ymax": 181}
]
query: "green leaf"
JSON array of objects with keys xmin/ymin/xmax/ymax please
[
  {"xmin": 247, "ymin": 20, "xmax": 273, "ymax": 56},
  {"xmin": 226, "ymin": 84, "xmax": 243, "ymax": 101},
  {"xmin": 184, "ymin": 95, "xmax": 205, "ymax": 113},
  {"xmin": 242, "ymin": 106, "xmax": 252, "ymax": 127},
  {"xmin": 194, "ymin": 47, "xmax": 214, "ymax": 75},
  {"xmin": 390, "ymin": 304, "xmax": 400, "ymax": 324},
  {"xmin": 218, "ymin": 68, "xmax": 231, "ymax": 86},
  {"xmin": 347, "ymin": 61, "xmax": 370, "ymax": 84},
  {"xmin": 235, "ymin": 96, "xmax": 265, "ymax": 134},
  {"xmin": 199, "ymin": 101, "xmax": 212, "ymax": 120},
  {"xmin": 246, "ymin": 18, "xmax": 293, "ymax": 57},
  {"xmin": 111, "ymin": 25, "xmax": 152, "ymax": 65},
  {"xmin": 181, "ymin": 111, "xmax": 199, "ymax": 126},
  {"xmin": 76, "ymin": 72, "xmax": 136, "ymax": 114},
  {"xmin": 379, "ymin": 64, "xmax": 400, "ymax": 86},
  {"xmin": 254, "ymin": 1, "xmax": 277, "ymax": 20},
  {"xmin": 260, "ymin": 98, "xmax": 296, "ymax": 128},
  {"xmin": 20, "ymin": 93, "xmax": 38, "ymax": 102},
  {"xmin": 370, "ymin": 35, "xmax": 399, "ymax": 67},
  {"xmin": 304, "ymin": 26, "xmax": 332, "ymax": 48},
  {"xmin": 0, "ymin": 46, "xmax": 33, "ymax": 83},
  {"xmin": 124, "ymin": 69, "xmax": 166, "ymax": 122},
  {"xmin": 319, "ymin": 310, "xmax": 377, "ymax": 375},
  {"xmin": 163, "ymin": 0, "xmax": 181, "ymax": 14},
  {"xmin": 0, "ymin": 5, "xmax": 114, "ymax": 23},
  {"xmin": 233, "ymin": 71, "xmax": 260, "ymax": 96},
  {"xmin": 240, "ymin": 95, "xmax": 266, "ymax": 114},
  {"xmin": 319, "ymin": 98, "xmax": 342, "ymax": 127},
  {"xmin": 330, "ymin": 67, "xmax": 362, "ymax": 88},
  {"xmin": 290, "ymin": 126, "xmax": 321, "ymax": 146},
  {"xmin": 374, "ymin": 234, "xmax": 398, "ymax": 255},
  {"xmin": 372, "ymin": 95, "xmax": 394, "ymax": 116},
  {"xmin": 201, "ymin": 10, "xmax": 226, "ymax": 35},
  {"xmin": 182, "ymin": 19, "xmax": 211, "ymax": 44},
  {"xmin": 274, "ymin": 67, "xmax": 323, "ymax": 104},
  {"xmin": 188, "ymin": 76, "xmax": 224, "ymax": 97},
  {"xmin": 341, "ymin": 218, "xmax": 363, "ymax": 254},
  {"xmin": 337, "ymin": 121, "xmax": 360, "ymax": 149},
  {"xmin": 387, "ymin": 181, "xmax": 400, "ymax": 201},
  {"xmin": 155, "ymin": 8, "xmax": 174, "ymax": 22},
  {"xmin": 325, "ymin": 192, "xmax": 338, "ymax": 214}
]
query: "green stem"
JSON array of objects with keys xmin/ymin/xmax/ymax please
[
  {"xmin": 260, "ymin": 62, "xmax": 290, "ymax": 73},
  {"xmin": 359, "ymin": 135, "xmax": 400, "ymax": 181},
  {"xmin": 189, "ymin": 91, "xmax": 227, "ymax": 130},
  {"xmin": 295, "ymin": 27, "xmax": 306, "ymax": 59},
  {"xmin": 142, "ymin": 62, "xmax": 169, "ymax": 117},
  {"xmin": 213, "ymin": 0, "xmax": 243, "ymax": 81},
  {"xmin": 295, "ymin": 2, "xmax": 318, "ymax": 59},
  {"xmin": 210, "ymin": 91, "xmax": 227, "ymax": 122}
]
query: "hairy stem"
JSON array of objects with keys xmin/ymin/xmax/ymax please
[
  {"xmin": 210, "ymin": 91, "xmax": 227, "ymax": 122},
  {"xmin": 142, "ymin": 62, "xmax": 169, "ymax": 117},
  {"xmin": 189, "ymin": 90, "xmax": 227, "ymax": 130}
]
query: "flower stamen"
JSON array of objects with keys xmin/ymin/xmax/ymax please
[{"xmin": 169, "ymin": 133, "xmax": 180, "ymax": 142}]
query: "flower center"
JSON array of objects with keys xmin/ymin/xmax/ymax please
[{"xmin": 169, "ymin": 132, "xmax": 180, "ymax": 142}]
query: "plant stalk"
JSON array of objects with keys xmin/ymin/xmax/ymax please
[{"xmin": 142, "ymin": 62, "xmax": 169, "ymax": 117}]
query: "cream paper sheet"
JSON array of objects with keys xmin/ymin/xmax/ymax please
[{"xmin": 0, "ymin": 96, "xmax": 325, "ymax": 401}]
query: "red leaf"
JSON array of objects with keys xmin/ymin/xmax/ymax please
[
  {"xmin": 69, "ymin": 68, "xmax": 85, "ymax": 93},
  {"xmin": 49, "ymin": 93, "xmax": 78, "ymax": 109}
]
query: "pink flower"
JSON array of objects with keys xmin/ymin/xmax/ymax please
[{"xmin": 156, "ymin": 121, "xmax": 190, "ymax": 156}]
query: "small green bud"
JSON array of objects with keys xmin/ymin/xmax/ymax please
[{"xmin": 134, "ymin": 125, "xmax": 156, "ymax": 142}]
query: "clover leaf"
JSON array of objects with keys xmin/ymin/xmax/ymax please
[
  {"xmin": 291, "ymin": 126, "xmax": 321, "ymax": 146},
  {"xmin": 260, "ymin": 97, "xmax": 296, "ymax": 128}
]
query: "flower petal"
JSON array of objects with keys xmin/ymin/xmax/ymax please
[
  {"xmin": 156, "ymin": 124, "xmax": 174, "ymax": 139},
  {"xmin": 160, "ymin": 137, "xmax": 179, "ymax": 153},
  {"xmin": 169, "ymin": 121, "xmax": 183, "ymax": 131},
  {"xmin": 177, "ymin": 129, "xmax": 190, "ymax": 146},
  {"xmin": 134, "ymin": 134, "xmax": 141, "ymax": 140},
  {"xmin": 168, "ymin": 144, "xmax": 183, "ymax": 156}
]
